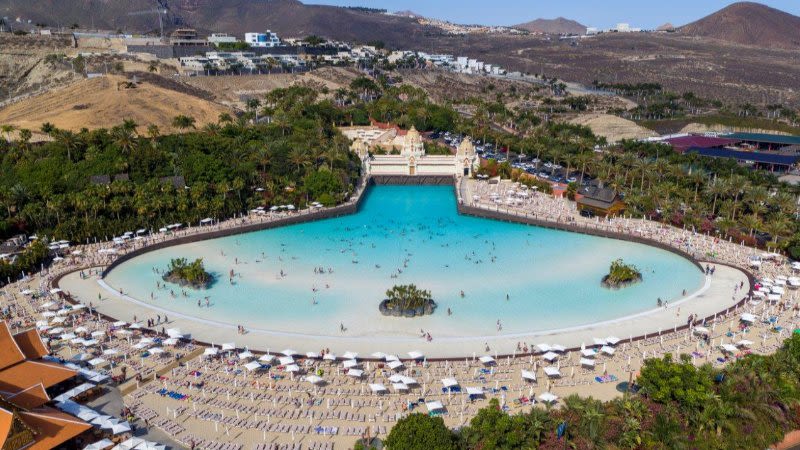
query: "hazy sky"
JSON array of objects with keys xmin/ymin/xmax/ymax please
[{"xmin": 306, "ymin": 0, "xmax": 800, "ymax": 28}]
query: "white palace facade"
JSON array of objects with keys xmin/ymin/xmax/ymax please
[{"xmin": 349, "ymin": 126, "xmax": 478, "ymax": 177}]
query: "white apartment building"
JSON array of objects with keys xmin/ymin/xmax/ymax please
[{"xmin": 245, "ymin": 31, "xmax": 281, "ymax": 48}]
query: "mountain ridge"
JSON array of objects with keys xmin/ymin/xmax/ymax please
[
  {"xmin": 514, "ymin": 17, "xmax": 586, "ymax": 35},
  {"xmin": 679, "ymin": 2, "xmax": 800, "ymax": 49}
]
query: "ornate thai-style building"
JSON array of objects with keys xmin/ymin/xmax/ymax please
[{"xmin": 365, "ymin": 126, "xmax": 479, "ymax": 177}]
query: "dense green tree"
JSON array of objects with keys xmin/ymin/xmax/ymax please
[{"xmin": 384, "ymin": 414, "xmax": 456, "ymax": 450}]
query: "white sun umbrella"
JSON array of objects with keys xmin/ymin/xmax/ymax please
[
  {"xmin": 112, "ymin": 321, "xmax": 127, "ymax": 327},
  {"xmin": 740, "ymin": 313, "xmax": 756, "ymax": 323},
  {"xmin": 370, "ymin": 351, "xmax": 387, "ymax": 359},
  {"xmin": 385, "ymin": 354, "xmax": 400, "ymax": 362},
  {"xmin": 600, "ymin": 346, "xmax": 616, "ymax": 356},
  {"xmin": 693, "ymin": 326, "xmax": 710, "ymax": 335},
  {"xmin": 91, "ymin": 331, "xmax": 105, "ymax": 338},
  {"xmin": 441, "ymin": 378, "xmax": 459, "ymax": 388},
  {"xmin": 544, "ymin": 367, "xmax": 561, "ymax": 378},
  {"xmin": 20, "ymin": 289, "xmax": 32, "ymax": 295},
  {"xmin": 466, "ymin": 387, "xmax": 484, "ymax": 397},
  {"xmin": 135, "ymin": 441, "xmax": 166, "ymax": 450},
  {"xmin": 580, "ymin": 348, "xmax": 597, "ymax": 358},
  {"xmin": 605, "ymin": 336, "xmax": 621, "ymax": 345},
  {"xmin": 720, "ymin": 344, "xmax": 739, "ymax": 354},
  {"xmin": 592, "ymin": 338, "xmax": 606, "ymax": 346},
  {"xmin": 221, "ymin": 343, "xmax": 236, "ymax": 351},
  {"xmin": 243, "ymin": 361, "xmax": 262, "ymax": 372},
  {"xmin": 550, "ymin": 344, "xmax": 567, "ymax": 352},
  {"xmin": 538, "ymin": 392, "xmax": 558, "ymax": 404},
  {"xmin": 369, "ymin": 383, "xmax": 387, "ymax": 394},
  {"xmin": 138, "ymin": 337, "xmax": 154, "ymax": 345},
  {"xmin": 127, "ymin": 323, "xmax": 141, "ymax": 330},
  {"xmin": 535, "ymin": 343, "xmax": 551, "ymax": 353},
  {"xmin": 388, "ymin": 374, "xmax": 404, "ymax": 383},
  {"xmin": 346, "ymin": 369, "xmax": 364, "ymax": 378},
  {"xmin": 306, "ymin": 351, "xmax": 320, "ymax": 359},
  {"xmin": 768, "ymin": 294, "xmax": 782, "ymax": 302},
  {"xmin": 51, "ymin": 317, "xmax": 66, "ymax": 324},
  {"xmin": 40, "ymin": 301, "xmax": 55, "ymax": 309},
  {"xmin": 165, "ymin": 328, "xmax": 183, "ymax": 338},
  {"xmin": 580, "ymin": 358, "xmax": 595, "ymax": 368},
  {"xmin": 76, "ymin": 408, "xmax": 101, "ymax": 421},
  {"xmin": 102, "ymin": 349, "xmax": 119, "ymax": 356},
  {"xmin": 736, "ymin": 339, "xmax": 754, "ymax": 347},
  {"xmin": 425, "ymin": 400, "xmax": 445, "ymax": 412},
  {"xmin": 342, "ymin": 359, "xmax": 359, "ymax": 369},
  {"xmin": 392, "ymin": 382, "xmax": 409, "ymax": 392},
  {"xmin": 149, "ymin": 347, "xmax": 164, "ymax": 355},
  {"xmin": 542, "ymin": 352, "xmax": 559, "ymax": 362},
  {"xmin": 281, "ymin": 349, "xmax": 298, "ymax": 357},
  {"xmin": 203, "ymin": 347, "xmax": 218, "ymax": 357},
  {"xmin": 162, "ymin": 338, "xmax": 178, "ymax": 346},
  {"xmin": 88, "ymin": 358, "xmax": 106, "ymax": 367},
  {"xmin": 342, "ymin": 351, "xmax": 358, "ymax": 360},
  {"xmin": 47, "ymin": 327, "xmax": 65, "ymax": 335},
  {"xmin": 73, "ymin": 326, "xmax": 88, "ymax": 333},
  {"xmin": 83, "ymin": 438, "xmax": 114, "ymax": 450},
  {"xmin": 387, "ymin": 360, "xmax": 404, "ymax": 370},
  {"xmin": 278, "ymin": 356, "xmax": 295, "ymax": 366},
  {"xmin": 238, "ymin": 350, "xmax": 254, "ymax": 359},
  {"xmin": 109, "ymin": 421, "xmax": 132, "ymax": 435},
  {"xmin": 521, "ymin": 370, "xmax": 536, "ymax": 382},
  {"xmin": 479, "ymin": 355, "xmax": 495, "ymax": 365},
  {"xmin": 259, "ymin": 354, "xmax": 275, "ymax": 363},
  {"xmin": 322, "ymin": 353, "xmax": 337, "ymax": 361},
  {"xmin": 82, "ymin": 339, "xmax": 99, "ymax": 347},
  {"xmin": 772, "ymin": 286, "xmax": 786, "ymax": 295},
  {"xmin": 131, "ymin": 343, "xmax": 148, "ymax": 350},
  {"xmin": 60, "ymin": 333, "xmax": 77, "ymax": 340},
  {"xmin": 407, "ymin": 351, "xmax": 424, "ymax": 360},
  {"xmin": 284, "ymin": 364, "xmax": 300, "ymax": 373},
  {"xmin": 305, "ymin": 375, "xmax": 324, "ymax": 385},
  {"xmin": 42, "ymin": 311, "xmax": 56, "ymax": 318}
]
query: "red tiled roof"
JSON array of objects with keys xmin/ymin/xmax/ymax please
[
  {"xmin": 19, "ymin": 408, "xmax": 91, "ymax": 450},
  {"xmin": 12, "ymin": 329, "xmax": 49, "ymax": 361},
  {"xmin": 2, "ymin": 384, "xmax": 51, "ymax": 410},
  {"xmin": 665, "ymin": 135, "xmax": 740, "ymax": 152},
  {"xmin": 0, "ymin": 323, "xmax": 26, "ymax": 371},
  {"xmin": 0, "ymin": 361, "xmax": 76, "ymax": 392},
  {"xmin": 0, "ymin": 407, "xmax": 13, "ymax": 448}
]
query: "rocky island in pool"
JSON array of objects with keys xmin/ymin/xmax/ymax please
[
  {"xmin": 602, "ymin": 259, "xmax": 643, "ymax": 289},
  {"xmin": 379, "ymin": 284, "xmax": 437, "ymax": 317},
  {"xmin": 163, "ymin": 258, "xmax": 213, "ymax": 289}
]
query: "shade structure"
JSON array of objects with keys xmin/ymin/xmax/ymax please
[
  {"xmin": 384, "ymin": 354, "xmax": 400, "ymax": 362},
  {"xmin": 202, "ymin": 348, "xmax": 218, "ymax": 356},
  {"xmin": 736, "ymin": 339, "xmax": 754, "ymax": 347},
  {"xmin": 693, "ymin": 326, "xmax": 710, "ymax": 335},
  {"xmin": 284, "ymin": 364, "xmax": 300, "ymax": 373},
  {"xmin": 322, "ymin": 353, "xmax": 337, "ymax": 361},
  {"xmin": 535, "ymin": 343, "xmax": 551, "ymax": 352},
  {"xmin": 478, "ymin": 355, "xmax": 495, "ymax": 365},
  {"xmin": 369, "ymin": 383, "xmax": 387, "ymax": 393},
  {"xmin": 238, "ymin": 350, "xmax": 254, "ymax": 359},
  {"xmin": 521, "ymin": 370, "xmax": 536, "ymax": 382},
  {"xmin": 550, "ymin": 344, "xmax": 567, "ymax": 352},
  {"xmin": 88, "ymin": 358, "xmax": 107, "ymax": 367},
  {"xmin": 605, "ymin": 336, "xmax": 621, "ymax": 345},
  {"xmin": 538, "ymin": 392, "xmax": 558, "ymax": 403},
  {"xmin": 740, "ymin": 313, "xmax": 756, "ymax": 323},
  {"xmin": 278, "ymin": 356, "xmax": 295, "ymax": 366},
  {"xmin": 441, "ymin": 378, "xmax": 459, "ymax": 388},
  {"xmin": 391, "ymin": 382, "xmax": 409, "ymax": 392},
  {"xmin": 342, "ymin": 351, "xmax": 358, "ymax": 360},
  {"xmin": 600, "ymin": 346, "xmax": 616, "ymax": 356},
  {"xmin": 580, "ymin": 348, "xmax": 597, "ymax": 358},
  {"xmin": 221, "ymin": 343, "xmax": 235, "ymax": 351},
  {"xmin": 109, "ymin": 421, "xmax": 132, "ymax": 435},
  {"xmin": 259, "ymin": 354, "xmax": 275, "ymax": 363},
  {"xmin": 542, "ymin": 352, "xmax": 559, "ymax": 362},
  {"xmin": 346, "ymin": 369, "xmax": 364, "ymax": 378},
  {"xmin": 407, "ymin": 351, "xmax": 424, "ymax": 360},
  {"xmin": 306, "ymin": 352, "xmax": 320, "ymax": 359},
  {"xmin": 281, "ymin": 349, "xmax": 298, "ymax": 356},
  {"xmin": 342, "ymin": 359, "xmax": 359, "ymax": 369},
  {"xmin": 305, "ymin": 375, "xmax": 324, "ymax": 384},
  {"xmin": 149, "ymin": 347, "xmax": 164, "ymax": 355},
  {"xmin": 162, "ymin": 338, "xmax": 178, "ymax": 346},
  {"xmin": 426, "ymin": 400, "xmax": 445, "ymax": 412},
  {"xmin": 543, "ymin": 367, "xmax": 561, "ymax": 378},
  {"xmin": 84, "ymin": 438, "xmax": 114, "ymax": 450},
  {"xmin": 580, "ymin": 358, "xmax": 595, "ymax": 368},
  {"xmin": 387, "ymin": 360, "xmax": 404, "ymax": 370},
  {"xmin": 370, "ymin": 352, "xmax": 386, "ymax": 359},
  {"xmin": 165, "ymin": 328, "xmax": 183, "ymax": 338},
  {"xmin": 720, "ymin": 344, "xmax": 739, "ymax": 354},
  {"xmin": 243, "ymin": 361, "xmax": 262, "ymax": 371},
  {"xmin": 466, "ymin": 387, "xmax": 484, "ymax": 396}
]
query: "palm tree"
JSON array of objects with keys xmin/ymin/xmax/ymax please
[
  {"xmin": 764, "ymin": 216, "xmax": 792, "ymax": 243},
  {"xmin": 171, "ymin": 115, "xmax": 196, "ymax": 131},
  {"xmin": 288, "ymin": 148, "xmax": 310, "ymax": 175},
  {"xmin": 739, "ymin": 214, "xmax": 762, "ymax": 237},
  {"xmin": 0, "ymin": 124, "xmax": 15, "ymax": 142},
  {"xmin": 704, "ymin": 177, "xmax": 727, "ymax": 216}
]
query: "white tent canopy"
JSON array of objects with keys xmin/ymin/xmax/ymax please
[
  {"xmin": 441, "ymin": 378, "xmax": 459, "ymax": 388},
  {"xmin": 521, "ymin": 370, "xmax": 536, "ymax": 382}
]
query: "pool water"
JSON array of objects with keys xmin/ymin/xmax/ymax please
[{"xmin": 104, "ymin": 185, "xmax": 704, "ymax": 338}]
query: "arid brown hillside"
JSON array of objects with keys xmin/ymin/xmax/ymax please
[
  {"xmin": 514, "ymin": 17, "xmax": 586, "ymax": 35},
  {"xmin": 679, "ymin": 2, "xmax": 800, "ymax": 49},
  {"xmin": 0, "ymin": 0, "xmax": 435, "ymax": 44}
]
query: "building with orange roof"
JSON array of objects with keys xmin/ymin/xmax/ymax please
[{"xmin": 0, "ymin": 321, "xmax": 91, "ymax": 450}]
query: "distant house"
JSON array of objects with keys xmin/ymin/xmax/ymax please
[
  {"xmin": 577, "ymin": 185, "xmax": 625, "ymax": 217},
  {"xmin": 89, "ymin": 175, "xmax": 111, "ymax": 185},
  {"xmin": 160, "ymin": 176, "xmax": 186, "ymax": 189},
  {"xmin": 113, "ymin": 173, "xmax": 129, "ymax": 182}
]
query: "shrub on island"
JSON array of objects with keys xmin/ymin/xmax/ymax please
[
  {"xmin": 379, "ymin": 284, "xmax": 436, "ymax": 317},
  {"xmin": 163, "ymin": 258, "xmax": 213, "ymax": 289},
  {"xmin": 602, "ymin": 258, "xmax": 642, "ymax": 289}
]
